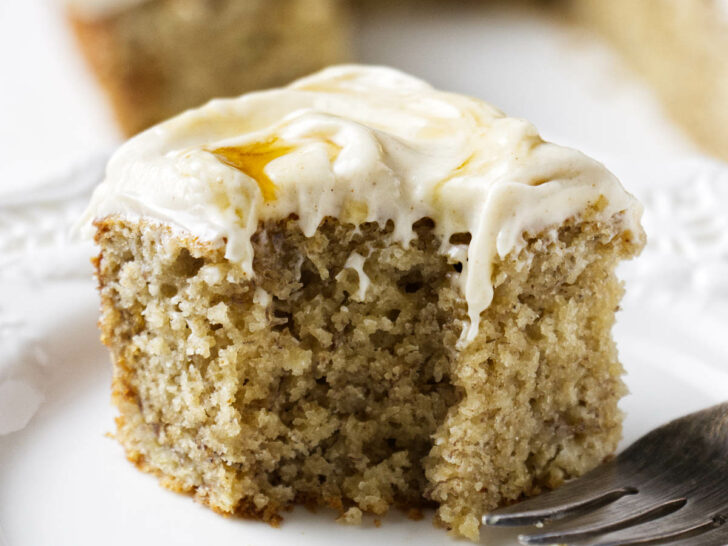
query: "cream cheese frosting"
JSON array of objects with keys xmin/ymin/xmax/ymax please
[{"xmin": 80, "ymin": 65, "xmax": 643, "ymax": 344}]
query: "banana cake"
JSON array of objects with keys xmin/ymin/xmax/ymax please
[
  {"xmin": 80, "ymin": 65, "xmax": 645, "ymax": 541},
  {"xmin": 566, "ymin": 0, "xmax": 728, "ymax": 161},
  {"xmin": 67, "ymin": 0, "xmax": 348, "ymax": 135}
]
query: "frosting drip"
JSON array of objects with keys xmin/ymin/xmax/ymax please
[{"xmin": 80, "ymin": 65, "xmax": 643, "ymax": 344}]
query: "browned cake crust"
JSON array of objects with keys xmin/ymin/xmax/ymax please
[
  {"xmin": 69, "ymin": 0, "xmax": 349, "ymax": 135},
  {"xmin": 93, "ymin": 208, "xmax": 642, "ymax": 540}
]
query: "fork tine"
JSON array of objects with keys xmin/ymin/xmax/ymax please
[
  {"xmin": 484, "ymin": 460, "xmax": 630, "ymax": 526},
  {"xmin": 592, "ymin": 505, "xmax": 728, "ymax": 546},
  {"xmin": 675, "ymin": 515, "xmax": 728, "ymax": 546},
  {"xmin": 586, "ymin": 477, "xmax": 728, "ymax": 546},
  {"xmin": 594, "ymin": 515, "xmax": 725, "ymax": 546},
  {"xmin": 483, "ymin": 486, "xmax": 637, "ymax": 526},
  {"xmin": 486, "ymin": 402, "xmax": 728, "ymax": 540},
  {"xmin": 517, "ymin": 497, "xmax": 687, "ymax": 544}
]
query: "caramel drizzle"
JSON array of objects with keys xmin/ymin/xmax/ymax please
[{"xmin": 210, "ymin": 139, "xmax": 293, "ymax": 202}]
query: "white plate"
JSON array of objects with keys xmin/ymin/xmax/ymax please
[{"xmin": 1, "ymin": 259, "xmax": 728, "ymax": 546}]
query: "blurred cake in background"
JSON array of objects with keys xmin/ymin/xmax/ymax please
[
  {"xmin": 67, "ymin": 0, "xmax": 728, "ymax": 160},
  {"xmin": 67, "ymin": 0, "xmax": 349, "ymax": 135},
  {"xmin": 567, "ymin": 0, "xmax": 728, "ymax": 161}
]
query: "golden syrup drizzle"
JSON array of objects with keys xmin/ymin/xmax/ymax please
[{"xmin": 210, "ymin": 139, "xmax": 293, "ymax": 202}]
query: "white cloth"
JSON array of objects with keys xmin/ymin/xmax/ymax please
[{"xmin": 0, "ymin": 154, "xmax": 106, "ymax": 434}]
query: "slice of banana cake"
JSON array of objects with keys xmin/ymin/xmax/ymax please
[{"xmin": 81, "ymin": 65, "xmax": 644, "ymax": 541}]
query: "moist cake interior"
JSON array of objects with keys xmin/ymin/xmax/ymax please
[{"xmin": 95, "ymin": 207, "xmax": 637, "ymax": 540}]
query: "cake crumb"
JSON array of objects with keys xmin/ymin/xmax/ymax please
[
  {"xmin": 407, "ymin": 508, "xmax": 424, "ymax": 521},
  {"xmin": 336, "ymin": 507, "xmax": 363, "ymax": 526}
]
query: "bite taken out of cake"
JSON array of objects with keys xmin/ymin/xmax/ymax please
[{"xmin": 80, "ymin": 65, "xmax": 645, "ymax": 541}]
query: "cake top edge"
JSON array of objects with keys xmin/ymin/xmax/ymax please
[
  {"xmin": 65, "ymin": 0, "xmax": 152, "ymax": 19},
  {"xmin": 80, "ymin": 64, "xmax": 644, "ymax": 344}
]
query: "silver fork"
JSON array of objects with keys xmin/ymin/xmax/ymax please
[{"xmin": 483, "ymin": 402, "xmax": 728, "ymax": 545}]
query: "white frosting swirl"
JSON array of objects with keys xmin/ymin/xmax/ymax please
[{"xmin": 80, "ymin": 65, "xmax": 643, "ymax": 344}]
